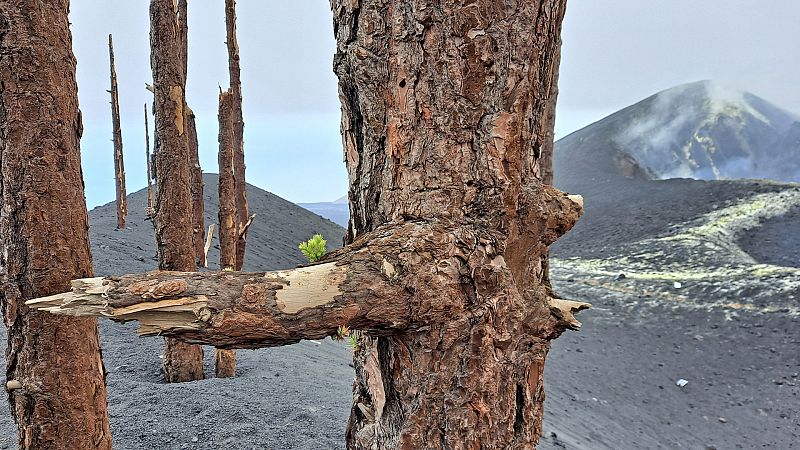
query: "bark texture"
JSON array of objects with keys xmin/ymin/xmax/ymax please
[
  {"xmin": 216, "ymin": 89, "xmax": 238, "ymax": 378},
  {"xmin": 331, "ymin": 0, "xmax": 571, "ymax": 447},
  {"xmin": 187, "ymin": 107, "xmax": 205, "ymax": 268},
  {"xmin": 0, "ymin": 2, "xmax": 113, "ymax": 448},
  {"xmin": 225, "ymin": 0, "xmax": 249, "ymax": 272},
  {"xmin": 150, "ymin": 0, "xmax": 204, "ymax": 383},
  {"xmin": 218, "ymin": 91, "xmax": 237, "ymax": 272},
  {"xmin": 109, "ymin": 33, "xmax": 127, "ymax": 230}
]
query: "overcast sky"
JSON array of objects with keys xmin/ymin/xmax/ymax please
[{"xmin": 69, "ymin": 1, "xmax": 800, "ymax": 208}]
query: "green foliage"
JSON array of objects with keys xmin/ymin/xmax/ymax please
[
  {"xmin": 347, "ymin": 331, "xmax": 361, "ymax": 352},
  {"xmin": 299, "ymin": 234, "xmax": 326, "ymax": 263}
]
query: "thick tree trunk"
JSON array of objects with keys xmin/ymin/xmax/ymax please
[
  {"xmin": 216, "ymin": 89, "xmax": 238, "ymax": 377},
  {"xmin": 145, "ymin": 103, "xmax": 154, "ymax": 211},
  {"xmin": 109, "ymin": 33, "xmax": 127, "ymax": 230},
  {"xmin": 0, "ymin": 2, "xmax": 113, "ymax": 448},
  {"xmin": 150, "ymin": 0, "xmax": 204, "ymax": 383},
  {"xmin": 330, "ymin": 1, "xmax": 570, "ymax": 447}
]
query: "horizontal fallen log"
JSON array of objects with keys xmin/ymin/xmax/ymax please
[{"xmin": 27, "ymin": 184, "xmax": 588, "ymax": 349}]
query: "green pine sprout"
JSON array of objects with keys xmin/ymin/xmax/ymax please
[
  {"xmin": 347, "ymin": 331, "xmax": 361, "ymax": 352},
  {"xmin": 298, "ymin": 234, "xmax": 326, "ymax": 263}
]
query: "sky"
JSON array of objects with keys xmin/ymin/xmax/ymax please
[{"xmin": 69, "ymin": 1, "xmax": 800, "ymax": 209}]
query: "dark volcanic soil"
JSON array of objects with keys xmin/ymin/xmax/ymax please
[{"xmin": 738, "ymin": 204, "xmax": 800, "ymax": 268}]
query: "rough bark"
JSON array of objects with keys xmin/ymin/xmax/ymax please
[
  {"xmin": 330, "ymin": 0, "xmax": 571, "ymax": 447},
  {"xmin": 28, "ymin": 193, "xmax": 586, "ymax": 349},
  {"xmin": 187, "ymin": 107, "xmax": 205, "ymax": 268},
  {"xmin": 150, "ymin": 0, "xmax": 204, "ymax": 383},
  {"xmin": 225, "ymin": 0, "xmax": 249, "ymax": 272},
  {"xmin": 145, "ymin": 103, "xmax": 154, "ymax": 212},
  {"xmin": 0, "ymin": 2, "xmax": 113, "ymax": 448},
  {"xmin": 218, "ymin": 91, "xmax": 237, "ymax": 272},
  {"xmin": 109, "ymin": 33, "xmax": 127, "ymax": 230},
  {"xmin": 216, "ymin": 89, "xmax": 238, "ymax": 377}
]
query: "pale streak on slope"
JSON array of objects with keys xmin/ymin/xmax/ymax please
[{"xmin": 552, "ymin": 187, "xmax": 800, "ymax": 316}]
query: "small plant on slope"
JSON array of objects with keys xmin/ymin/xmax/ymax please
[{"xmin": 299, "ymin": 234, "xmax": 326, "ymax": 263}]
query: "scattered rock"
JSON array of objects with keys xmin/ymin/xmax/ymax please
[
  {"xmin": 673, "ymin": 281, "xmax": 683, "ymax": 289},
  {"xmin": 676, "ymin": 379, "xmax": 689, "ymax": 388},
  {"xmin": 614, "ymin": 273, "xmax": 627, "ymax": 281}
]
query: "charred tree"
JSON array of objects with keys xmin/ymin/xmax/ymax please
[
  {"xmin": 0, "ymin": 1, "xmax": 113, "ymax": 448},
  {"xmin": 216, "ymin": 89, "xmax": 238, "ymax": 377},
  {"xmin": 109, "ymin": 33, "xmax": 127, "ymax": 229},
  {"xmin": 145, "ymin": 103, "xmax": 154, "ymax": 212},
  {"xmin": 150, "ymin": 0, "xmax": 204, "ymax": 383},
  {"xmin": 225, "ymin": 0, "xmax": 250, "ymax": 272},
  {"xmin": 187, "ymin": 107, "xmax": 205, "ymax": 268},
  {"xmin": 332, "ymin": 1, "xmax": 572, "ymax": 447}
]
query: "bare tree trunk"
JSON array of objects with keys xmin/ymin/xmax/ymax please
[
  {"xmin": 109, "ymin": 33, "xmax": 127, "ymax": 230},
  {"xmin": 150, "ymin": 0, "xmax": 204, "ymax": 383},
  {"xmin": 187, "ymin": 107, "xmax": 205, "ymax": 268},
  {"xmin": 145, "ymin": 103, "xmax": 154, "ymax": 212},
  {"xmin": 216, "ymin": 89, "xmax": 238, "ymax": 377},
  {"xmin": 331, "ymin": 1, "xmax": 571, "ymax": 447},
  {"xmin": 225, "ymin": 0, "xmax": 249, "ymax": 273},
  {"xmin": 0, "ymin": 2, "xmax": 113, "ymax": 448}
]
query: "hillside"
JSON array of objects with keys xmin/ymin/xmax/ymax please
[{"xmin": 89, "ymin": 173, "xmax": 346, "ymax": 276}]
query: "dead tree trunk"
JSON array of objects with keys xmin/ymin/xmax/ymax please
[
  {"xmin": 0, "ymin": 2, "xmax": 113, "ymax": 448},
  {"xmin": 150, "ymin": 0, "xmax": 204, "ymax": 383},
  {"xmin": 145, "ymin": 103, "xmax": 154, "ymax": 212},
  {"xmin": 225, "ymin": 0, "xmax": 250, "ymax": 272},
  {"xmin": 216, "ymin": 89, "xmax": 238, "ymax": 377},
  {"xmin": 109, "ymin": 33, "xmax": 127, "ymax": 230},
  {"xmin": 331, "ymin": 1, "xmax": 571, "ymax": 447},
  {"xmin": 187, "ymin": 107, "xmax": 206, "ymax": 268}
]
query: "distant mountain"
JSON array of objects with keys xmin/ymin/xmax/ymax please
[
  {"xmin": 89, "ymin": 173, "xmax": 346, "ymax": 275},
  {"xmin": 299, "ymin": 196, "xmax": 349, "ymax": 228},
  {"xmin": 554, "ymin": 80, "xmax": 800, "ymax": 190}
]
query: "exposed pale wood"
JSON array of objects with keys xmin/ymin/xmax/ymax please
[
  {"xmin": 203, "ymin": 223, "xmax": 216, "ymax": 268},
  {"xmin": 547, "ymin": 298, "xmax": 592, "ymax": 330}
]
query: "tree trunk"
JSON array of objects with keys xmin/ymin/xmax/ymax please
[
  {"xmin": 225, "ymin": 0, "xmax": 249, "ymax": 273},
  {"xmin": 214, "ymin": 0, "xmax": 248, "ymax": 378},
  {"xmin": 150, "ymin": 0, "xmax": 204, "ymax": 383},
  {"xmin": 109, "ymin": 33, "xmax": 127, "ymax": 230},
  {"xmin": 216, "ymin": 89, "xmax": 238, "ymax": 377},
  {"xmin": 330, "ymin": 1, "xmax": 570, "ymax": 447},
  {"xmin": 187, "ymin": 107, "xmax": 206, "ymax": 268},
  {"xmin": 145, "ymin": 103, "xmax": 154, "ymax": 212},
  {"xmin": 0, "ymin": 2, "xmax": 113, "ymax": 448}
]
